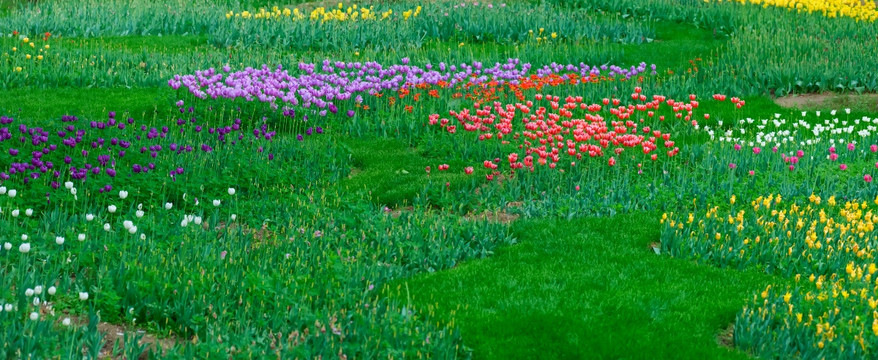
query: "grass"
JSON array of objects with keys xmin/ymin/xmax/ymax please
[
  {"xmin": 0, "ymin": 87, "xmax": 172, "ymax": 123},
  {"xmin": 396, "ymin": 213, "xmax": 783, "ymax": 359},
  {"xmin": 3, "ymin": 1, "xmax": 878, "ymax": 357}
]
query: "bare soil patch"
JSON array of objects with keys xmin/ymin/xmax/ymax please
[
  {"xmin": 774, "ymin": 93, "xmax": 878, "ymax": 112},
  {"xmin": 717, "ymin": 323, "xmax": 735, "ymax": 349}
]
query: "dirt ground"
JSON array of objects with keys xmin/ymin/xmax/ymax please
[{"xmin": 773, "ymin": 93, "xmax": 878, "ymax": 112}]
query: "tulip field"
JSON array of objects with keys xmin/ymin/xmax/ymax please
[{"xmin": 1, "ymin": 0, "xmax": 878, "ymax": 358}]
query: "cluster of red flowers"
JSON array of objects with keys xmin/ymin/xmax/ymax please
[{"xmin": 429, "ymin": 87, "xmax": 743, "ymax": 179}]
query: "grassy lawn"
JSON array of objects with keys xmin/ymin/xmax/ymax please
[
  {"xmin": 398, "ymin": 214, "xmax": 781, "ymax": 359},
  {"xmin": 2, "ymin": 0, "xmax": 878, "ymax": 358}
]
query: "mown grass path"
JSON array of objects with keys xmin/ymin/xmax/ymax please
[{"xmin": 396, "ymin": 214, "xmax": 784, "ymax": 359}]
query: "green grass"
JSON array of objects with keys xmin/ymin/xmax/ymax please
[
  {"xmin": 3, "ymin": 1, "xmax": 878, "ymax": 357},
  {"xmin": 396, "ymin": 213, "xmax": 784, "ymax": 359},
  {"xmin": 612, "ymin": 21, "xmax": 724, "ymax": 75},
  {"xmin": 0, "ymin": 87, "xmax": 172, "ymax": 123}
]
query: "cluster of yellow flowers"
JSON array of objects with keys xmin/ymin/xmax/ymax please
[
  {"xmin": 706, "ymin": 0, "xmax": 878, "ymax": 22},
  {"xmin": 6, "ymin": 36, "xmax": 50, "ymax": 72},
  {"xmin": 663, "ymin": 194, "xmax": 878, "ymax": 354},
  {"xmin": 527, "ymin": 28, "xmax": 558, "ymax": 42},
  {"xmin": 225, "ymin": 4, "xmax": 422, "ymax": 22}
]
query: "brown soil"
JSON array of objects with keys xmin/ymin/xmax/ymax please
[
  {"xmin": 773, "ymin": 93, "xmax": 878, "ymax": 112},
  {"xmin": 717, "ymin": 323, "xmax": 735, "ymax": 349},
  {"xmin": 62, "ymin": 316, "xmax": 179, "ymax": 359},
  {"xmin": 465, "ymin": 209, "xmax": 520, "ymax": 223},
  {"xmin": 95, "ymin": 322, "xmax": 178, "ymax": 359},
  {"xmin": 648, "ymin": 241, "xmax": 661, "ymax": 255}
]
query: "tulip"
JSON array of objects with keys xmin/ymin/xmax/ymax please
[
  {"xmin": 79, "ymin": 292, "xmax": 89, "ymax": 301},
  {"xmin": 19, "ymin": 243, "xmax": 30, "ymax": 253}
]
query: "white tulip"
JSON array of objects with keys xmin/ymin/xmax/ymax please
[
  {"xmin": 193, "ymin": 216, "xmax": 202, "ymax": 225},
  {"xmin": 62, "ymin": 318, "xmax": 71, "ymax": 326},
  {"xmin": 135, "ymin": 210, "xmax": 144, "ymax": 218},
  {"xmin": 29, "ymin": 312, "xmax": 38, "ymax": 321},
  {"xmin": 48, "ymin": 286, "xmax": 56, "ymax": 296},
  {"xmin": 3, "ymin": 304, "xmax": 12, "ymax": 311},
  {"xmin": 78, "ymin": 234, "xmax": 86, "ymax": 242},
  {"xmin": 0, "ymin": 186, "xmax": 5, "ymax": 194},
  {"xmin": 25, "ymin": 209, "xmax": 33, "ymax": 217},
  {"xmin": 64, "ymin": 181, "xmax": 74, "ymax": 189},
  {"xmin": 108, "ymin": 205, "xmax": 117, "ymax": 213},
  {"xmin": 128, "ymin": 226, "xmax": 137, "ymax": 234},
  {"xmin": 228, "ymin": 188, "xmax": 236, "ymax": 195},
  {"xmin": 25, "ymin": 289, "xmax": 34, "ymax": 297},
  {"xmin": 55, "ymin": 237, "xmax": 65, "ymax": 245},
  {"xmin": 19, "ymin": 243, "xmax": 30, "ymax": 253},
  {"xmin": 231, "ymin": 214, "xmax": 237, "ymax": 221},
  {"xmin": 32, "ymin": 297, "xmax": 40, "ymax": 306},
  {"xmin": 86, "ymin": 214, "xmax": 95, "ymax": 221},
  {"xmin": 165, "ymin": 202, "xmax": 173, "ymax": 210},
  {"xmin": 119, "ymin": 190, "xmax": 128, "ymax": 199},
  {"xmin": 140, "ymin": 234, "xmax": 146, "ymax": 241},
  {"xmin": 7, "ymin": 189, "xmax": 16, "ymax": 198},
  {"xmin": 180, "ymin": 219, "xmax": 189, "ymax": 227},
  {"xmin": 123, "ymin": 220, "xmax": 133, "ymax": 230},
  {"xmin": 3, "ymin": 242, "xmax": 10, "ymax": 250},
  {"xmin": 79, "ymin": 292, "xmax": 88, "ymax": 301},
  {"xmin": 103, "ymin": 223, "xmax": 111, "ymax": 231},
  {"xmin": 11, "ymin": 209, "xmax": 19, "ymax": 217},
  {"xmin": 70, "ymin": 188, "xmax": 77, "ymax": 195},
  {"xmin": 212, "ymin": 199, "xmax": 221, "ymax": 207}
]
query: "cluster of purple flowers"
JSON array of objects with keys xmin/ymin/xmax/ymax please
[
  {"xmin": 0, "ymin": 108, "xmax": 286, "ymax": 196},
  {"xmin": 169, "ymin": 58, "xmax": 655, "ymax": 118}
]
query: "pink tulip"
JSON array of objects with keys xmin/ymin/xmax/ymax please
[
  {"xmin": 752, "ymin": 147, "xmax": 761, "ymax": 154},
  {"xmin": 789, "ymin": 165, "xmax": 795, "ymax": 171},
  {"xmin": 871, "ymin": 144, "xmax": 877, "ymax": 152},
  {"xmin": 734, "ymin": 144, "xmax": 741, "ymax": 151},
  {"xmin": 829, "ymin": 146, "xmax": 836, "ymax": 153},
  {"xmin": 772, "ymin": 147, "xmax": 778, "ymax": 153},
  {"xmin": 796, "ymin": 150, "xmax": 804, "ymax": 157},
  {"xmin": 748, "ymin": 170, "xmax": 755, "ymax": 176},
  {"xmin": 830, "ymin": 153, "xmax": 838, "ymax": 161},
  {"xmin": 729, "ymin": 163, "xmax": 737, "ymax": 169},
  {"xmin": 865, "ymin": 174, "xmax": 873, "ymax": 183},
  {"xmin": 840, "ymin": 164, "xmax": 848, "ymax": 170},
  {"xmin": 848, "ymin": 143, "xmax": 856, "ymax": 151}
]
